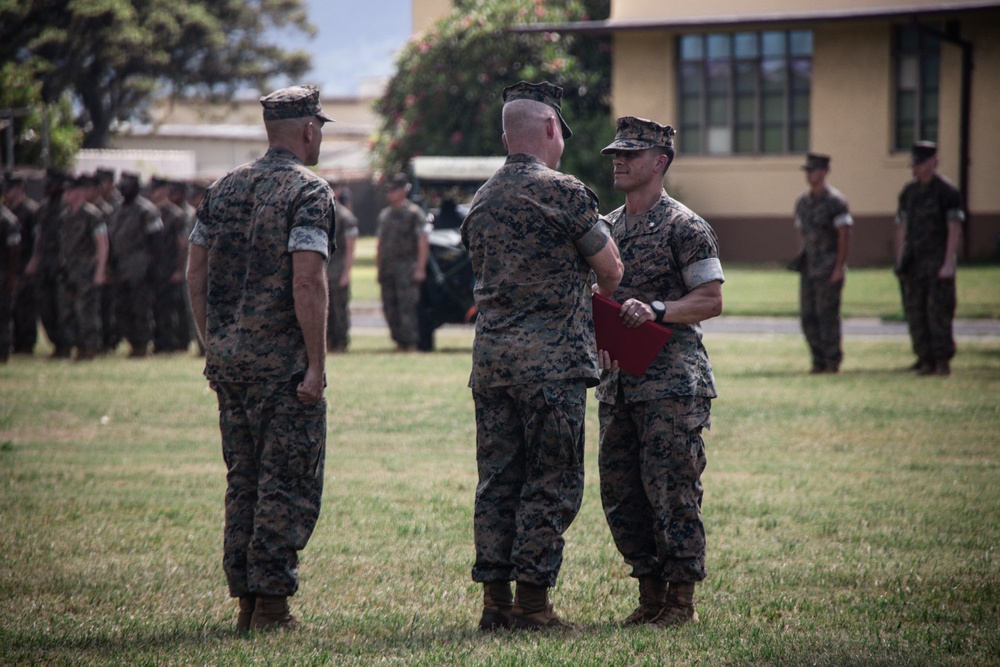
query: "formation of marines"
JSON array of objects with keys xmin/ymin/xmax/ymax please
[{"xmin": 1, "ymin": 169, "xmax": 204, "ymax": 362}]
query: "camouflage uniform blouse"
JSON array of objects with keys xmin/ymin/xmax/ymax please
[
  {"xmin": 794, "ymin": 185, "xmax": 852, "ymax": 279},
  {"xmin": 376, "ymin": 200, "xmax": 429, "ymax": 276},
  {"xmin": 109, "ymin": 196, "xmax": 163, "ymax": 283},
  {"xmin": 58, "ymin": 202, "xmax": 107, "ymax": 283},
  {"xmin": 596, "ymin": 191, "xmax": 724, "ymax": 404},
  {"xmin": 330, "ymin": 205, "xmax": 359, "ymax": 279},
  {"xmin": 0, "ymin": 205, "xmax": 20, "ymax": 275},
  {"xmin": 896, "ymin": 173, "xmax": 964, "ymax": 278},
  {"xmin": 461, "ymin": 153, "xmax": 609, "ymax": 389},
  {"xmin": 189, "ymin": 146, "xmax": 336, "ymax": 383}
]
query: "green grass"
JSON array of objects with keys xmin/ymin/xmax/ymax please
[{"xmin": 1, "ymin": 328, "xmax": 998, "ymax": 665}]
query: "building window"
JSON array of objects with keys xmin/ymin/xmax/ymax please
[
  {"xmin": 678, "ymin": 30, "xmax": 812, "ymax": 156},
  {"xmin": 894, "ymin": 24, "xmax": 940, "ymax": 150}
]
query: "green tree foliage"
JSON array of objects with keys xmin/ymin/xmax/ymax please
[
  {"xmin": 0, "ymin": 0, "xmax": 315, "ymax": 151},
  {"xmin": 0, "ymin": 61, "xmax": 82, "ymax": 169},
  {"xmin": 372, "ymin": 0, "xmax": 620, "ymax": 209}
]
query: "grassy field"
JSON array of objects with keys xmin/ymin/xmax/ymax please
[
  {"xmin": 350, "ymin": 237, "xmax": 1000, "ymax": 319},
  {"xmin": 1, "ymin": 324, "xmax": 998, "ymax": 665}
]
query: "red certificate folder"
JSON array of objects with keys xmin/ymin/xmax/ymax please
[{"xmin": 592, "ymin": 293, "xmax": 673, "ymax": 377}]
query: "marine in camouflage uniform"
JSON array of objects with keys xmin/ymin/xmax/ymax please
[
  {"xmin": 187, "ymin": 84, "xmax": 335, "ymax": 632},
  {"xmin": 24, "ymin": 170, "xmax": 70, "ymax": 357},
  {"xmin": 0, "ymin": 199, "xmax": 21, "ymax": 362},
  {"xmin": 326, "ymin": 184, "xmax": 359, "ymax": 352},
  {"xmin": 895, "ymin": 141, "xmax": 963, "ymax": 376},
  {"xmin": 151, "ymin": 178, "xmax": 191, "ymax": 353},
  {"xmin": 461, "ymin": 81, "xmax": 623, "ymax": 631},
  {"xmin": 83, "ymin": 173, "xmax": 119, "ymax": 354},
  {"xmin": 109, "ymin": 172, "xmax": 163, "ymax": 357},
  {"xmin": 596, "ymin": 117, "xmax": 724, "ymax": 627},
  {"xmin": 57, "ymin": 176, "xmax": 109, "ymax": 361},
  {"xmin": 376, "ymin": 173, "xmax": 430, "ymax": 350},
  {"xmin": 3, "ymin": 174, "xmax": 38, "ymax": 355},
  {"xmin": 793, "ymin": 153, "xmax": 853, "ymax": 373}
]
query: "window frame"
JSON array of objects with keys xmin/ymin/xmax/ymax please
[
  {"xmin": 892, "ymin": 23, "xmax": 941, "ymax": 151},
  {"xmin": 677, "ymin": 29, "xmax": 813, "ymax": 157}
]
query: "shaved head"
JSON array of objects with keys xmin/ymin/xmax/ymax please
[{"xmin": 264, "ymin": 116, "xmax": 312, "ymax": 143}]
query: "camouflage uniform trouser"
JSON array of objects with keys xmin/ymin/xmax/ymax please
[
  {"xmin": 598, "ymin": 392, "xmax": 709, "ymax": 584},
  {"xmin": 113, "ymin": 278, "xmax": 154, "ymax": 348},
  {"xmin": 13, "ymin": 274, "xmax": 37, "ymax": 352},
  {"xmin": 471, "ymin": 380, "xmax": 587, "ymax": 588},
  {"xmin": 57, "ymin": 275, "xmax": 102, "ymax": 349},
  {"xmin": 901, "ymin": 274, "xmax": 956, "ymax": 363},
  {"xmin": 799, "ymin": 273, "xmax": 843, "ymax": 370},
  {"xmin": 380, "ymin": 269, "xmax": 420, "ymax": 347},
  {"xmin": 32, "ymin": 271, "xmax": 64, "ymax": 349},
  {"xmin": 326, "ymin": 279, "xmax": 351, "ymax": 350},
  {"xmin": 0, "ymin": 274, "xmax": 12, "ymax": 355},
  {"xmin": 215, "ymin": 379, "xmax": 326, "ymax": 597}
]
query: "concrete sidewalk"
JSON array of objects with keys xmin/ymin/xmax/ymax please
[{"xmin": 348, "ymin": 301, "xmax": 1000, "ymax": 340}]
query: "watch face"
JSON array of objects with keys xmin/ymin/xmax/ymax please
[{"xmin": 651, "ymin": 301, "xmax": 665, "ymax": 321}]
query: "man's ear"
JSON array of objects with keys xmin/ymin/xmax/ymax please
[{"xmin": 545, "ymin": 116, "xmax": 557, "ymax": 139}]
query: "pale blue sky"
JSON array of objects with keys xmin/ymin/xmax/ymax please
[{"xmin": 271, "ymin": 0, "xmax": 413, "ymax": 96}]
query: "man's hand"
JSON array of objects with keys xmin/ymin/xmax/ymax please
[
  {"xmin": 297, "ymin": 366, "xmax": 325, "ymax": 404},
  {"xmin": 619, "ymin": 298, "xmax": 653, "ymax": 328},
  {"xmin": 828, "ymin": 265, "xmax": 845, "ymax": 285},
  {"xmin": 598, "ymin": 349, "xmax": 619, "ymax": 372}
]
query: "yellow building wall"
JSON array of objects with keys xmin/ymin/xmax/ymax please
[
  {"xmin": 609, "ymin": 13, "xmax": 1000, "ymax": 262},
  {"xmin": 611, "ymin": 0, "xmax": 988, "ymax": 21},
  {"xmin": 412, "ymin": 0, "xmax": 454, "ymax": 34}
]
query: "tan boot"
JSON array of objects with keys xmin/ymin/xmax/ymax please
[
  {"xmin": 479, "ymin": 581, "xmax": 513, "ymax": 631},
  {"xmin": 622, "ymin": 576, "xmax": 667, "ymax": 626},
  {"xmin": 236, "ymin": 595, "xmax": 256, "ymax": 633},
  {"xmin": 249, "ymin": 595, "xmax": 299, "ymax": 631},
  {"xmin": 510, "ymin": 582, "xmax": 576, "ymax": 631},
  {"xmin": 652, "ymin": 582, "xmax": 699, "ymax": 627}
]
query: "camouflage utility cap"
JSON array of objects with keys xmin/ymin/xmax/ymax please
[
  {"xmin": 260, "ymin": 84, "xmax": 335, "ymax": 123},
  {"xmin": 601, "ymin": 116, "xmax": 675, "ymax": 155},
  {"xmin": 910, "ymin": 140, "xmax": 937, "ymax": 164},
  {"xmin": 801, "ymin": 152, "xmax": 831, "ymax": 170},
  {"xmin": 502, "ymin": 80, "xmax": 572, "ymax": 139}
]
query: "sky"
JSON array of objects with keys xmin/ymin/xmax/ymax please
[{"xmin": 271, "ymin": 0, "xmax": 414, "ymax": 97}]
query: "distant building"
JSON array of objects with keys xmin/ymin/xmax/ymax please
[{"xmin": 105, "ymin": 94, "xmax": 383, "ymax": 233}]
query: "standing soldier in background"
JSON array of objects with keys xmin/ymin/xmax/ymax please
[
  {"xmin": 0, "ymin": 182, "xmax": 21, "ymax": 363},
  {"xmin": 376, "ymin": 173, "xmax": 430, "ymax": 352},
  {"xmin": 57, "ymin": 175, "xmax": 109, "ymax": 361},
  {"xmin": 85, "ymin": 173, "xmax": 119, "ymax": 354},
  {"xmin": 25, "ymin": 169, "xmax": 70, "ymax": 358},
  {"xmin": 150, "ymin": 177, "xmax": 189, "ymax": 353},
  {"xmin": 793, "ymin": 153, "xmax": 852, "ymax": 374},
  {"xmin": 462, "ymin": 81, "xmax": 623, "ymax": 631},
  {"xmin": 109, "ymin": 172, "xmax": 163, "ymax": 358},
  {"xmin": 3, "ymin": 174, "xmax": 39, "ymax": 355},
  {"xmin": 187, "ymin": 84, "xmax": 335, "ymax": 632},
  {"xmin": 895, "ymin": 141, "xmax": 963, "ymax": 377},
  {"xmin": 326, "ymin": 182, "xmax": 358, "ymax": 352},
  {"xmin": 168, "ymin": 179, "xmax": 194, "ymax": 353},
  {"xmin": 595, "ymin": 116, "xmax": 724, "ymax": 628}
]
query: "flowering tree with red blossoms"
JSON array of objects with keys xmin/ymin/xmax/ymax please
[{"xmin": 371, "ymin": 0, "xmax": 618, "ymax": 208}]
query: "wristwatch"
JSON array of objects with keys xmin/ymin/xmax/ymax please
[{"xmin": 650, "ymin": 300, "xmax": 666, "ymax": 324}]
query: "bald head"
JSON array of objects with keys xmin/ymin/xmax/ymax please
[
  {"xmin": 264, "ymin": 115, "xmax": 324, "ymax": 166},
  {"xmin": 265, "ymin": 116, "xmax": 312, "ymax": 144},
  {"xmin": 502, "ymin": 99, "xmax": 563, "ymax": 168}
]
